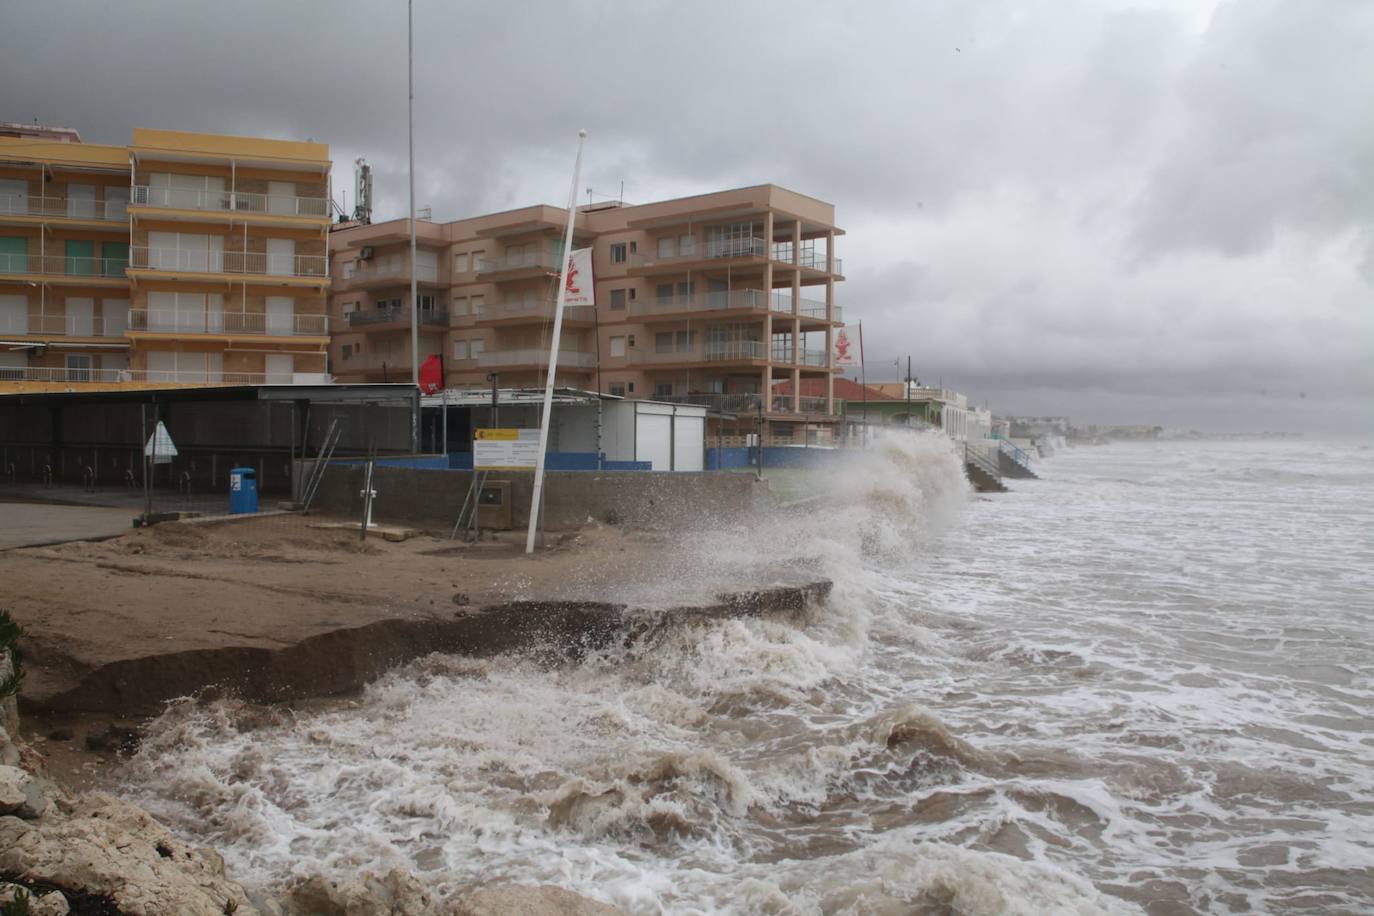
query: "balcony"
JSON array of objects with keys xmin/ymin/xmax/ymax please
[
  {"xmin": 340, "ymin": 256, "xmax": 445, "ymax": 289},
  {"xmin": 656, "ymin": 392, "xmax": 764, "ymax": 413},
  {"xmin": 476, "ymin": 250, "xmax": 561, "ymax": 278},
  {"xmin": 0, "ymin": 252, "xmax": 129, "ymax": 282},
  {"xmin": 0, "ymin": 366, "xmax": 331, "ymax": 386},
  {"xmin": 0, "ymin": 314, "xmax": 128, "ymax": 338},
  {"xmin": 771, "ymin": 395, "xmax": 835, "ymax": 415},
  {"xmin": 629, "ymin": 237, "xmax": 768, "ymax": 272},
  {"xmin": 128, "ymin": 246, "xmax": 328, "ymax": 281},
  {"xmin": 630, "ymin": 288, "xmax": 778, "ymax": 321},
  {"xmin": 771, "ymin": 245, "xmax": 843, "ymax": 276},
  {"xmin": 0, "ymin": 193, "xmax": 127, "ymax": 223},
  {"xmin": 346, "ymin": 306, "xmax": 449, "ymax": 329},
  {"xmin": 128, "ymin": 308, "xmax": 329, "ymax": 337},
  {"xmin": 628, "ymin": 340, "xmax": 768, "ymax": 366},
  {"xmin": 475, "ymin": 300, "xmax": 596, "ymax": 326},
  {"xmin": 130, "ymin": 185, "xmax": 330, "ymax": 220},
  {"xmin": 476, "ymin": 349, "xmax": 598, "ymax": 369}
]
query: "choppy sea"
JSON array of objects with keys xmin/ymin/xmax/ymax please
[{"xmin": 121, "ymin": 435, "xmax": 1374, "ymax": 914}]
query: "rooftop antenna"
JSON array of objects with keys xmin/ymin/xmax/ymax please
[{"xmin": 353, "ymin": 157, "xmax": 373, "ymax": 224}]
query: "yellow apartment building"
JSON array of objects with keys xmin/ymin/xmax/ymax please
[
  {"xmin": 328, "ymin": 185, "xmax": 844, "ymax": 440},
  {"xmin": 0, "ymin": 124, "xmax": 332, "ymax": 393}
]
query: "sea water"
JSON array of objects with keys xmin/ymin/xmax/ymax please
[{"xmin": 121, "ymin": 436, "xmax": 1374, "ymax": 914}]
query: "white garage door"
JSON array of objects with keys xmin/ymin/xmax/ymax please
[
  {"xmin": 634, "ymin": 411, "xmax": 672, "ymax": 471},
  {"xmin": 673, "ymin": 414, "xmax": 704, "ymax": 471}
]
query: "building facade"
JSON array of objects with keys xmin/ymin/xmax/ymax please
[
  {"xmin": 0, "ymin": 126, "xmax": 332, "ymax": 393},
  {"xmin": 328, "ymin": 185, "xmax": 844, "ymax": 439}
]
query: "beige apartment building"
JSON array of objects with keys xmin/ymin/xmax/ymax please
[
  {"xmin": 328, "ymin": 184, "xmax": 844, "ymax": 438},
  {"xmin": 0, "ymin": 124, "xmax": 332, "ymax": 392}
]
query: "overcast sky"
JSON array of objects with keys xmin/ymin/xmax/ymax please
[{"xmin": 3, "ymin": 0, "xmax": 1370, "ymax": 433}]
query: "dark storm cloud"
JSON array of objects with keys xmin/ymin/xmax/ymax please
[{"xmin": 1, "ymin": 0, "xmax": 1369, "ymax": 432}]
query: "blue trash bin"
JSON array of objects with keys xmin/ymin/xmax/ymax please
[{"xmin": 228, "ymin": 467, "xmax": 258, "ymax": 514}]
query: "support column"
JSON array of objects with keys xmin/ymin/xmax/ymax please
[
  {"xmin": 791, "ymin": 221, "xmax": 802, "ymax": 413},
  {"xmin": 761, "ymin": 210, "xmax": 774, "ymax": 434}
]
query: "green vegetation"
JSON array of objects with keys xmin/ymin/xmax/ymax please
[
  {"xmin": 1, "ymin": 888, "xmax": 31, "ymax": 916},
  {"xmin": 0, "ymin": 610, "xmax": 24, "ymax": 701}
]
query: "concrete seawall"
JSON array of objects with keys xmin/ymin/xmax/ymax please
[{"xmin": 305, "ymin": 463, "xmax": 771, "ymax": 531}]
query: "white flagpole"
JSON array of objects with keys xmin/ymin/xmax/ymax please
[{"xmin": 526, "ymin": 129, "xmax": 587, "ymax": 554}]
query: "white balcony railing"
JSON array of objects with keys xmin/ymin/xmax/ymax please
[
  {"xmin": 0, "ymin": 366, "xmax": 332, "ymax": 386},
  {"xmin": 0, "ymin": 252, "xmax": 129, "ymax": 279},
  {"xmin": 799, "ymin": 348, "xmax": 829, "ymax": 367},
  {"xmin": 129, "ymin": 246, "xmax": 328, "ymax": 279},
  {"xmin": 478, "ymin": 300, "xmax": 595, "ymax": 323},
  {"xmin": 341, "ymin": 258, "xmax": 442, "ymax": 284},
  {"xmin": 631, "ymin": 237, "xmax": 768, "ymax": 268},
  {"xmin": 771, "ymin": 245, "xmax": 843, "ymax": 275},
  {"xmin": 131, "ymin": 185, "xmax": 330, "ymax": 218},
  {"xmin": 477, "ymin": 250, "xmax": 561, "ymax": 274},
  {"xmin": 128, "ymin": 308, "xmax": 328, "ymax": 337},
  {"xmin": 476, "ymin": 349, "xmax": 598, "ymax": 369},
  {"xmin": 0, "ymin": 314, "xmax": 127, "ymax": 337},
  {"xmin": 0, "ymin": 193, "xmax": 127, "ymax": 221}
]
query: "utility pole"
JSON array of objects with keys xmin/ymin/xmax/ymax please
[
  {"xmin": 487, "ymin": 372, "xmax": 499, "ymax": 428},
  {"xmin": 407, "ymin": 0, "xmax": 419, "ymax": 453}
]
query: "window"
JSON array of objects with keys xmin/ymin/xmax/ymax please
[
  {"xmin": 266, "ymin": 238, "xmax": 296, "ymax": 276},
  {"xmin": 627, "ymin": 382, "xmax": 635, "ymax": 393},
  {"xmin": 657, "ymin": 237, "xmax": 675, "ymax": 258},
  {"xmin": 471, "ymin": 250, "xmax": 485, "ymax": 270},
  {"xmin": 342, "ymin": 301, "xmax": 359, "ymax": 315},
  {"xmin": 629, "ymin": 241, "xmax": 637, "ymax": 254},
  {"xmin": 470, "ymin": 339, "xmax": 485, "ymax": 357},
  {"xmin": 677, "ymin": 281, "xmax": 694, "ymax": 302},
  {"xmin": 418, "ymin": 294, "xmax": 436, "ymax": 311},
  {"xmin": 675, "ymin": 330, "xmax": 695, "ymax": 351},
  {"xmin": 655, "ymin": 332, "xmax": 674, "ymax": 353},
  {"xmin": 627, "ymin": 335, "xmax": 636, "ymax": 347},
  {"xmin": 470, "ymin": 296, "xmax": 485, "ymax": 318},
  {"xmin": 609, "ymin": 336, "xmax": 626, "ymax": 358},
  {"xmin": 629, "ymin": 288, "xmax": 637, "ymax": 301},
  {"xmin": 65, "ymin": 354, "xmax": 92, "ymax": 381},
  {"xmin": 655, "ymin": 283, "xmax": 673, "ymax": 303},
  {"xmin": 454, "ymin": 252, "xmax": 469, "ymax": 272},
  {"xmin": 146, "ymin": 291, "xmax": 224, "ymax": 332},
  {"xmin": 342, "ymin": 344, "xmax": 353, "ymax": 360},
  {"xmin": 453, "ymin": 340, "xmax": 468, "ymax": 360},
  {"xmin": 610, "ymin": 243, "xmax": 627, "ymax": 264},
  {"xmin": 610, "ymin": 289, "xmax": 626, "ymax": 310},
  {"xmin": 654, "ymin": 382, "xmax": 673, "ymax": 398},
  {"xmin": 609, "ymin": 382, "xmax": 626, "ymax": 397},
  {"xmin": 452, "ymin": 297, "xmax": 468, "ymax": 317}
]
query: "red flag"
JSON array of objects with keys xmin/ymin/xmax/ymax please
[{"xmin": 418, "ymin": 354, "xmax": 443, "ymax": 394}]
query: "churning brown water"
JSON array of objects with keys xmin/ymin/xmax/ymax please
[{"xmin": 120, "ymin": 435, "xmax": 1374, "ymax": 914}]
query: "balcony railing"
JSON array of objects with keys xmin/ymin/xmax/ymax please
[
  {"xmin": 656, "ymin": 393, "xmax": 764, "ymax": 413},
  {"xmin": 477, "ymin": 250, "xmax": 561, "ymax": 274},
  {"xmin": 128, "ymin": 246, "xmax": 328, "ymax": 279},
  {"xmin": 346, "ymin": 306, "xmax": 449, "ymax": 328},
  {"xmin": 0, "ymin": 193, "xmax": 127, "ymax": 221},
  {"xmin": 131, "ymin": 185, "xmax": 330, "ymax": 218},
  {"xmin": 771, "ymin": 246, "xmax": 842, "ymax": 275},
  {"xmin": 0, "ymin": 366, "xmax": 332, "ymax": 386},
  {"xmin": 800, "ymin": 348, "xmax": 829, "ymax": 367},
  {"xmin": 0, "ymin": 314, "xmax": 127, "ymax": 337},
  {"xmin": 128, "ymin": 308, "xmax": 329, "ymax": 337},
  {"xmin": 478, "ymin": 300, "xmax": 596, "ymax": 323},
  {"xmin": 341, "ymin": 258, "xmax": 443, "ymax": 285},
  {"xmin": 770, "ymin": 345, "xmax": 830, "ymax": 367},
  {"xmin": 0, "ymin": 252, "xmax": 128, "ymax": 279},
  {"xmin": 476, "ymin": 349, "xmax": 598, "ymax": 369},
  {"xmin": 770, "ymin": 395, "xmax": 836, "ymax": 415},
  {"xmin": 631, "ymin": 237, "xmax": 768, "ymax": 268}
]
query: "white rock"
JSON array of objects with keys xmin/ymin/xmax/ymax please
[
  {"xmin": 0, "ymin": 792, "xmax": 257, "ymax": 916},
  {"xmin": 288, "ymin": 867, "xmax": 439, "ymax": 916},
  {"xmin": 0, "ymin": 882, "xmax": 71, "ymax": 916},
  {"xmin": 452, "ymin": 884, "xmax": 625, "ymax": 916},
  {"xmin": 0, "ymin": 764, "xmax": 46, "ymax": 819}
]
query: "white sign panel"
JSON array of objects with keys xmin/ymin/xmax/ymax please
[
  {"xmin": 832, "ymin": 327, "xmax": 858, "ymax": 367},
  {"xmin": 143, "ymin": 421, "xmax": 178, "ymax": 464},
  {"xmin": 473, "ymin": 428, "xmax": 540, "ymax": 470},
  {"xmin": 563, "ymin": 247, "xmax": 595, "ymax": 307}
]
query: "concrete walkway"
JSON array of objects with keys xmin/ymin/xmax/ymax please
[{"xmin": 0, "ymin": 501, "xmax": 133, "ymax": 550}]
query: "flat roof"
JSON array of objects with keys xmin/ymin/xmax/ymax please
[{"xmin": 0, "ymin": 383, "xmax": 415, "ymax": 408}]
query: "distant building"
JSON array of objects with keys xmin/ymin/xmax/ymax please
[
  {"xmin": 1, "ymin": 125, "xmax": 333, "ymax": 392},
  {"xmin": 328, "ymin": 185, "xmax": 846, "ymax": 443}
]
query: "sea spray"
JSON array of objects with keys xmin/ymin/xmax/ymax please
[{"xmin": 117, "ymin": 439, "xmax": 1374, "ymax": 913}]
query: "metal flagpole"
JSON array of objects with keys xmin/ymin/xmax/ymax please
[
  {"xmin": 858, "ymin": 321, "xmax": 866, "ymax": 445},
  {"xmin": 525, "ymin": 130, "xmax": 587, "ymax": 555},
  {"xmin": 407, "ymin": 0, "xmax": 420, "ymax": 452}
]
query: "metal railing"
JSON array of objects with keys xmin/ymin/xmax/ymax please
[
  {"xmin": 477, "ymin": 250, "xmax": 561, "ymax": 273},
  {"xmin": 964, "ymin": 440, "xmax": 1003, "ymax": 479},
  {"xmin": 705, "ymin": 340, "xmax": 767, "ymax": 361},
  {"xmin": 341, "ymin": 258, "xmax": 442, "ymax": 284},
  {"xmin": 478, "ymin": 300, "xmax": 595, "ymax": 323},
  {"xmin": 0, "ymin": 314, "xmax": 126, "ymax": 337},
  {"xmin": 128, "ymin": 308, "xmax": 329, "ymax": 336},
  {"xmin": 128, "ymin": 246, "xmax": 328, "ymax": 279},
  {"xmin": 799, "ymin": 348, "xmax": 829, "ymax": 367},
  {"xmin": 631, "ymin": 236, "xmax": 767, "ymax": 267},
  {"xmin": 0, "ymin": 366, "xmax": 332, "ymax": 386},
  {"xmin": 995, "ymin": 436, "xmax": 1036, "ymax": 470},
  {"xmin": 476, "ymin": 349, "xmax": 598, "ymax": 369},
  {"xmin": 630, "ymin": 288, "xmax": 773, "ymax": 317},
  {"xmin": 346, "ymin": 306, "xmax": 449, "ymax": 328},
  {"xmin": 0, "ymin": 252, "xmax": 128, "ymax": 278},
  {"xmin": 0, "ymin": 193, "xmax": 127, "ymax": 221},
  {"xmin": 656, "ymin": 393, "xmax": 764, "ymax": 413},
  {"xmin": 770, "ymin": 246, "xmax": 842, "ymax": 275},
  {"xmin": 131, "ymin": 185, "xmax": 330, "ymax": 218}
]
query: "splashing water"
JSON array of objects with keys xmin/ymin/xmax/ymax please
[{"xmin": 120, "ymin": 436, "xmax": 1374, "ymax": 914}]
